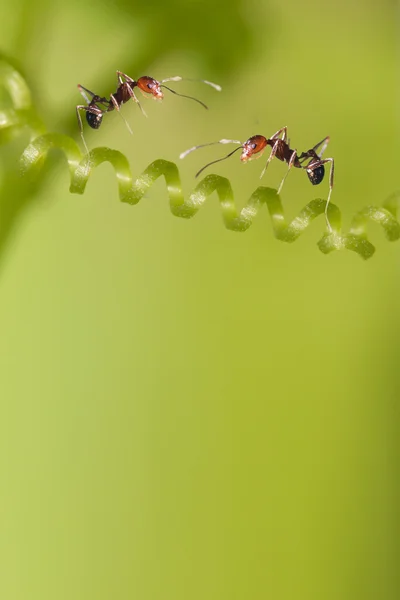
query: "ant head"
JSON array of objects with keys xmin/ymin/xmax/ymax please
[
  {"xmin": 136, "ymin": 76, "xmax": 163, "ymax": 100},
  {"xmin": 86, "ymin": 111, "xmax": 103, "ymax": 129},
  {"xmin": 241, "ymin": 135, "xmax": 268, "ymax": 162}
]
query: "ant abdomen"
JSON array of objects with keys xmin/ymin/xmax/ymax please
[
  {"xmin": 307, "ymin": 164, "xmax": 325, "ymax": 185},
  {"xmin": 86, "ymin": 111, "xmax": 103, "ymax": 129}
]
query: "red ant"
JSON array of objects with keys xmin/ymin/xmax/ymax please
[
  {"xmin": 76, "ymin": 71, "xmax": 221, "ymax": 154},
  {"xmin": 180, "ymin": 126, "xmax": 335, "ymax": 230}
]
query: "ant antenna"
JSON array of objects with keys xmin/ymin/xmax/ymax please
[
  {"xmin": 161, "ymin": 77, "xmax": 222, "ymax": 92},
  {"xmin": 160, "ymin": 85, "xmax": 209, "ymax": 109},
  {"xmin": 180, "ymin": 139, "xmax": 242, "ymax": 160},
  {"xmin": 195, "ymin": 146, "xmax": 243, "ymax": 178}
]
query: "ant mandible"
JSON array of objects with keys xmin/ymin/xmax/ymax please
[
  {"xmin": 180, "ymin": 127, "xmax": 335, "ymax": 230},
  {"xmin": 76, "ymin": 71, "xmax": 221, "ymax": 154}
]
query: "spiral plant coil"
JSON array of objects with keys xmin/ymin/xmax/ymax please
[{"xmin": 0, "ymin": 59, "xmax": 399, "ymax": 260}]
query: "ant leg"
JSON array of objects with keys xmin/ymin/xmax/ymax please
[
  {"xmin": 277, "ymin": 149, "xmax": 297, "ymax": 194},
  {"xmin": 116, "ymin": 70, "xmax": 135, "ymax": 84},
  {"xmin": 311, "ymin": 136, "xmax": 330, "ymax": 158},
  {"xmin": 299, "ymin": 137, "xmax": 330, "ymax": 164},
  {"xmin": 76, "ymin": 106, "xmax": 88, "ymax": 154},
  {"xmin": 77, "ymin": 85, "xmax": 109, "ymax": 107},
  {"xmin": 308, "ymin": 158, "xmax": 335, "ymax": 231},
  {"xmin": 115, "ymin": 73, "xmax": 147, "ymax": 117},
  {"xmin": 110, "ymin": 94, "xmax": 120, "ymax": 111},
  {"xmin": 115, "ymin": 72, "xmax": 147, "ymax": 117},
  {"xmin": 110, "ymin": 94, "xmax": 133, "ymax": 134},
  {"xmin": 126, "ymin": 86, "xmax": 148, "ymax": 118},
  {"xmin": 77, "ymin": 84, "xmax": 97, "ymax": 104},
  {"xmin": 270, "ymin": 126, "xmax": 288, "ymax": 142},
  {"xmin": 259, "ymin": 137, "xmax": 280, "ymax": 179}
]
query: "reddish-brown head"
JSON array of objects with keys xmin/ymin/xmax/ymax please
[
  {"xmin": 137, "ymin": 76, "xmax": 163, "ymax": 99},
  {"xmin": 241, "ymin": 135, "xmax": 268, "ymax": 162}
]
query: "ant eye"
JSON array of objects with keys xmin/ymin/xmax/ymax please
[
  {"xmin": 147, "ymin": 82, "xmax": 154, "ymax": 89},
  {"xmin": 251, "ymin": 143, "xmax": 257, "ymax": 150}
]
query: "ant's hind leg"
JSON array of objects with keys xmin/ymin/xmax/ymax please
[
  {"xmin": 312, "ymin": 136, "xmax": 330, "ymax": 158},
  {"xmin": 77, "ymin": 85, "xmax": 109, "ymax": 107},
  {"xmin": 77, "ymin": 84, "xmax": 97, "ymax": 104},
  {"xmin": 298, "ymin": 137, "xmax": 330, "ymax": 164}
]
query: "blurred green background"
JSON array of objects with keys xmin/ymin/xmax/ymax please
[{"xmin": 0, "ymin": 0, "xmax": 398, "ymax": 599}]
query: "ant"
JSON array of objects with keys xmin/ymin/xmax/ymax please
[
  {"xmin": 76, "ymin": 71, "xmax": 221, "ymax": 154},
  {"xmin": 180, "ymin": 127, "xmax": 335, "ymax": 230}
]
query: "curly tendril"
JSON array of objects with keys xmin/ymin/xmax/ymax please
[{"xmin": 1, "ymin": 58, "xmax": 399, "ymax": 260}]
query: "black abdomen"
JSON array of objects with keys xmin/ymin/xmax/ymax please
[
  {"xmin": 86, "ymin": 111, "xmax": 103, "ymax": 129},
  {"xmin": 307, "ymin": 165, "xmax": 325, "ymax": 185}
]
